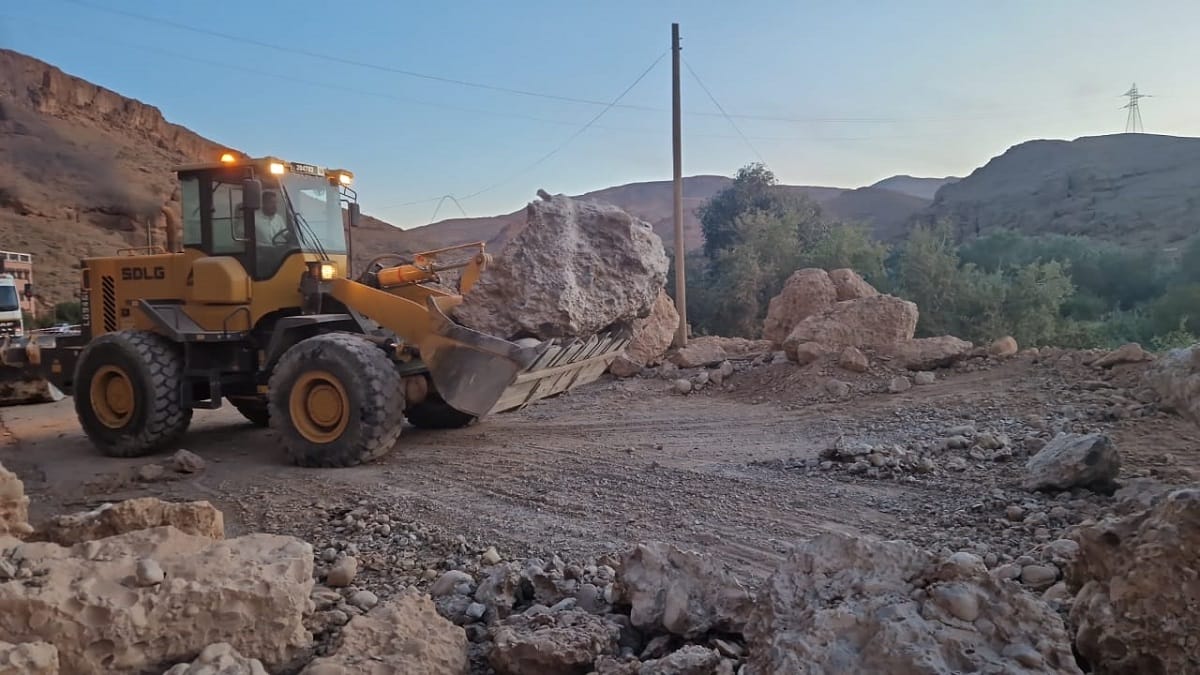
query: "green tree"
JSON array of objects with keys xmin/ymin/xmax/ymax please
[
  {"xmin": 802, "ymin": 223, "xmax": 890, "ymax": 283},
  {"xmin": 1179, "ymin": 236, "xmax": 1200, "ymax": 285},
  {"xmin": 54, "ymin": 301, "xmax": 82, "ymax": 324},
  {"xmin": 1002, "ymin": 261, "xmax": 1075, "ymax": 347},
  {"xmin": 895, "ymin": 222, "xmax": 963, "ymax": 337}
]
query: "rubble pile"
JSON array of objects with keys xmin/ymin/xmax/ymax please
[
  {"xmin": 454, "ymin": 192, "xmax": 669, "ymax": 341},
  {"xmin": 0, "ymin": 463, "xmax": 30, "ymax": 539},
  {"xmin": 1146, "ymin": 343, "xmax": 1200, "ymax": 426}
]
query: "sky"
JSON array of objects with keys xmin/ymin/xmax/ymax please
[{"xmin": 3, "ymin": 1, "xmax": 1199, "ymax": 229}]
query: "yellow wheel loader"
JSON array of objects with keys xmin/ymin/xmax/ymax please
[{"xmin": 0, "ymin": 154, "xmax": 629, "ymax": 466}]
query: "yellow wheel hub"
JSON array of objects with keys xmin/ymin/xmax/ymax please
[
  {"xmin": 91, "ymin": 365, "xmax": 135, "ymax": 429},
  {"xmin": 289, "ymin": 370, "xmax": 349, "ymax": 443}
]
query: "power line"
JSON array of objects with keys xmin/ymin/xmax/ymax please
[
  {"xmin": 428, "ymin": 195, "xmax": 469, "ymax": 223},
  {"xmin": 1122, "ymin": 83, "xmax": 1150, "ymax": 133},
  {"xmin": 683, "ymin": 58, "xmax": 767, "ymax": 166}
]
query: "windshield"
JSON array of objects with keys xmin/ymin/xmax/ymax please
[
  {"xmin": 281, "ymin": 174, "xmax": 347, "ymax": 254},
  {"xmin": 0, "ymin": 285, "xmax": 18, "ymax": 312}
]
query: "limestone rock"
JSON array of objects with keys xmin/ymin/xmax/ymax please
[
  {"xmin": 828, "ymin": 268, "xmax": 879, "ymax": 302},
  {"xmin": 608, "ymin": 356, "xmax": 643, "ymax": 379},
  {"xmin": 39, "ymin": 498, "xmax": 224, "ymax": 545},
  {"xmin": 886, "ymin": 336, "xmax": 973, "ymax": 370},
  {"xmin": 786, "ymin": 341, "xmax": 827, "ymax": 366},
  {"xmin": 746, "ymin": 533, "xmax": 1081, "ymax": 674},
  {"xmin": 837, "ymin": 346, "xmax": 869, "ymax": 373},
  {"xmin": 1145, "ymin": 344, "xmax": 1200, "ymax": 426},
  {"xmin": 0, "ymin": 527, "xmax": 313, "ymax": 673},
  {"xmin": 169, "ymin": 449, "xmax": 207, "ymax": 474},
  {"xmin": 616, "ymin": 542, "xmax": 752, "ymax": 639},
  {"xmin": 619, "ymin": 290, "xmax": 679, "ymax": 369},
  {"xmin": 1068, "ymin": 488, "xmax": 1200, "ymax": 675},
  {"xmin": 762, "ymin": 269, "xmax": 837, "ymax": 345},
  {"xmin": 325, "ymin": 555, "xmax": 357, "ymax": 587},
  {"xmin": 162, "ymin": 643, "xmax": 267, "ymax": 675},
  {"xmin": 0, "ymin": 463, "xmax": 31, "ymax": 539},
  {"xmin": 913, "ymin": 371, "xmax": 936, "ymax": 386},
  {"xmin": 638, "ymin": 645, "xmax": 723, "ymax": 675},
  {"xmin": 302, "ymin": 590, "xmax": 468, "ymax": 675},
  {"xmin": 783, "ymin": 295, "xmax": 918, "ymax": 353},
  {"xmin": 0, "ymin": 641, "xmax": 58, "ymax": 675},
  {"xmin": 989, "ymin": 336, "xmax": 1019, "ymax": 357},
  {"xmin": 453, "ymin": 194, "xmax": 667, "ymax": 340},
  {"xmin": 488, "ymin": 609, "xmax": 619, "ymax": 675},
  {"xmin": 1092, "ymin": 342, "xmax": 1152, "ymax": 368},
  {"xmin": 1023, "ymin": 433, "xmax": 1120, "ymax": 492},
  {"xmin": 888, "ymin": 376, "xmax": 913, "ymax": 393}
]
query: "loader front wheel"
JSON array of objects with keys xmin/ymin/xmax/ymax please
[
  {"xmin": 269, "ymin": 333, "xmax": 404, "ymax": 467},
  {"xmin": 405, "ymin": 394, "xmax": 477, "ymax": 430},
  {"xmin": 74, "ymin": 330, "xmax": 192, "ymax": 457},
  {"xmin": 229, "ymin": 397, "xmax": 270, "ymax": 428}
]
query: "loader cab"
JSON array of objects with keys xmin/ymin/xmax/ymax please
[{"xmin": 176, "ymin": 155, "xmax": 356, "ymax": 281}]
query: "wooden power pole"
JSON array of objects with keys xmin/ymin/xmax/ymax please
[{"xmin": 671, "ymin": 22, "xmax": 687, "ymax": 347}]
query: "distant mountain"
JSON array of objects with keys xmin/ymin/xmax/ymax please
[
  {"xmin": 823, "ymin": 187, "xmax": 933, "ymax": 242},
  {"xmin": 916, "ymin": 134, "xmax": 1200, "ymax": 248},
  {"xmin": 869, "ymin": 175, "xmax": 959, "ymax": 200}
]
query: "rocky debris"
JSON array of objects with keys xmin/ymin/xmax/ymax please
[
  {"xmin": 913, "ymin": 371, "xmax": 936, "ymax": 386},
  {"xmin": 0, "ymin": 527, "xmax": 313, "ymax": 673},
  {"xmin": 169, "ymin": 449, "xmax": 207, "ymax": 474},
  {"xmin": 1146, "ymin": 344, "xmax": 1200, "ymax": 426},
  {"xmin": 302, "ymin": 590, "xmax": 468, "ymax": 675},
  {"xmin": 611, "ymin": 291, "xmax": 680, "ymax": 378},
  {"xmin": 989, "ymin": 336, "xmax": 1020, "ymax": 357},
  {"xmin": 617, "ymin": 543, "xmax": 752, "ymax": 639},
  {"xmin": 762, "ymin": 269, "xmax": 837, "ymax": 345},
  {"xmin": 136, "ymin": 463, "xmax": 168, "ymax": 482},
  {"xmin": 134, "ymin": 557, "xmax": 165, "ymax": 586},
  {"xmin": 886, "ymin": 335, "xmax": 973, "ymax": 370},
  {"xmin": 746, "ymin": 533, "xmax": 1082, "ymax": 674},
  {"xmin": 1068, "ymin": 487, "xmax": 1200, "ymax": 675},
  {"xmin": 0, "ymin": 640, "xmax": 58, "ymax": 675},
  {"xmin": 0, "ymin": 463, "xmax": 31, "ymax": 539},
  {"xmin": 489, "ymin": 609, "xmax": 619, "ymax": 675},
  {"xmin": 888, "ymin": 376, "xmax": 912, "ymax": 393},
  {"xmin": 609, "ymin": 356, "xmax": 645, "ymax": 379},
  {"xmin": 673, "ymin": 380, "xmax": 693, "ymax": 395},
  {"xmin": 670, "ymin": 337, "xmax": 772, "ymax": 369},
  {"xmin": 828, "ymin": 268, "xmax": 879, "ymax": 302},
  {"xmin": 38, "ymin": 498, "xmax": 224, "ymax": 545},
  {"xmin": 824, "ymin": 379, "xmax": 851, "ymax": 398},
  {"xmin": 1092, "ymin": 342, "xmax": 1152, "ymax": 368},
  {"xmin": 837, "ymin": 346, "xmax": 869, "ymax": 373},
  {"xmin": 1023, "ymin": 433, "xmax": 1120, "ymax": 492},
  {"xmin": 162, "ymin": 643, "xmax": 267, "ymax": 675},
  {"xmin": 325, "ymin": 555, "xmax": 358, "ymax": 587},
  {"xmin": 783, "ymin": 295, "xmax": 918, "ymax": 354},
  {"xmin": 453, "ymin": 194, "xmax": 668, "ymax": 340},
  {"xmin": 786, "ymin": 341, "xmax": 827, "ymax": 366}
]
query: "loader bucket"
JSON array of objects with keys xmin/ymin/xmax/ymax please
[
  {"xmin": 422, "ymin": 296, "xmax": 631, "ymax": 417},
  {"xmin": 0, "ymin": 337, "xmax": 67, "ymax": 406}
]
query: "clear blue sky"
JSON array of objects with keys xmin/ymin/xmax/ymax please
[{"xmin": 3, "ymin": 1, "xmax": 1198, "ymax": 229}]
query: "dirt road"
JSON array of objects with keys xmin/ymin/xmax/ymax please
[{"xmin": 2, "ymin": 354, "xmax": 1197, "ymax": 584}]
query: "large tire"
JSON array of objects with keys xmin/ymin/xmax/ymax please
[
  {"xmin": 230, "ymin": 397, "xmax": 270, "ymax": 427},
  {"xmin": 73, "ymin": 330, "xmax": 192, "ymax": 457},
  {"xmin": 268, "ymin": 333, "xmax": 404, "ymax": 467},
  {"xmin": 405, "ymin": 394, "xmax": 477, "ymax": 430}
]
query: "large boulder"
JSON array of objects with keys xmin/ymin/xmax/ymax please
[
  {"xmin": 38, "ymin": 498, "xmax": 224, "ymax": 545},
  {"xmin": 828, "ymin": 268, "xmax": 878, "ymax": 302},
  {"xmin": 746, "ymin": 533, "xmax": 1081, "ymax": 674},
  {"xmin": 0, "ymin": 641, "xmax": 58, "ymax": 674},
  {"xmin": 1068, "ymin": 488, "xmax": 1200, "ymax": 675},
  {"xmin": 302, "ymin": 591, "xmax": 468, "ymax": 675},
  {"xmin": 453, "ymin": 193, "xmax": 668, "ymax": 340},
  {"xmin": 616, "ymin": 543, "xmax": 753, "ymax": 639},
  {"xmin": 0, "ymin": 463, "xmax": 30, "ymax": 539},
  {"xmin": 488, "ymin": 609, "xmax": 620, "ymax": 675},
  {"xmin": 613, "ymin": 290, "xmax": 680, "ymax": 375},
  {"xmin": 0, "ymin": 527, "xmax": 313, "ymax": 673},
  {"xmin": 1146, "ymin": 344, "xmax": 1200, "ymax": 426},
  {"xmin": 885, "ymin": 336, "xmax": 974, "ymax": 371},
  {"xmin": 1023, "ymin": 433, "xmax": 1120, "ymax": 492},
  {"xmin": 783, "ymin": 295, "xmax": 918, "ymax": 357},
  {"xmin": 762, "ymin": 269, "xmax": 838, "ymax": 345}
]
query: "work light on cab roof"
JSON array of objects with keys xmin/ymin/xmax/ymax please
[{"xmin": 211, "ymin": 151, "xmax": 353, "ymax": 186}]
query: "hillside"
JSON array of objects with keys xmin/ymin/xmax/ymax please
[
  {"xmin": 918, "ymin": 134, "xmax": 1200, "ymax": 248},
  {"xmin": 869, "ymin": 174, "xmax": 958, "ymax": 200}
]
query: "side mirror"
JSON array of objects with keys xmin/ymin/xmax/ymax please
[
  {"xmin": 242, "ymin": 179, "xmax": 263, "ymax": 211},
  {"xmin": 348, "ymin": 203, "xmax": 361, "ymax": 228}
]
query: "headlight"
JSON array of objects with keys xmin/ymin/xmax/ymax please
[
  {"xmin": 319, "ymin": 263, "xmax": 337, "ymax": 280},
  {"xmin": 338, "ymin": 173, "xmax": 353, "ymax": 186},
  {"xmin": 269, "ymin": 162, "xmax": 285, "ymax": 175}
]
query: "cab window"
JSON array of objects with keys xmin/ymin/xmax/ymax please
[
  {"xmin": 211, "ymin": 182, "xmax": 246, "ymax": 254},
  {"xmin": 180, "ymin": 176, "xmax": 202, "ymax": 247}
]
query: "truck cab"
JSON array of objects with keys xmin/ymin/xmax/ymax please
[{"xmin": 0, "ymin": 274, "xmax": 24, "ymax": 338}]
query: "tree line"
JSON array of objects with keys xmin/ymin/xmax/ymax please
[{"xmin": 670, "ymin": 163, "xmax": 1199, "ymax": 351}]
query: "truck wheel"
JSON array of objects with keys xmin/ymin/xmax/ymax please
[
  {"xmin": 229, "ymin": 397, "xmax": 270, "ymax": 427},
  {"xmin": 268, "ymin": 333, "xmax": 404, "ymax": 467},
  {"xmin": 74, "ymin": 330, "xmax": 192, "ymax": 457},
  {"xmin": 405, "ymin": 393, "xmax": 477, "ymax": 429}
]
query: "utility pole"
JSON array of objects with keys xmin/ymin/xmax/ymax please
[
  {"xmin": 1122, "ymin": 83, "xmax": 1150, "ymax": 133},
  {"xmin": 671, "ymin": 22, "xmax": 687, "ymax": 347}
]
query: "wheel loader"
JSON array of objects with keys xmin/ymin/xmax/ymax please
[{"xmin": 0, "ymin": 154, "xmax": 629, "ymax": 466}]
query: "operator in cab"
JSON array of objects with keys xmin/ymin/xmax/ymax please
[{"xmin": 256, "ymin": 190, "xmax": 288, "ymax": 246}]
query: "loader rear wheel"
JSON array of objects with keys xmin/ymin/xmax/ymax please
[
  {"xmin": 269, "ymin": 333, "xmax": 404, "ymax": 467},
  {"xmin": 74, "ymin": 330, "xmax": 192, "ymax": 457},
  {"xmin": 405, "ymin": 394, "xmax": 477, "ymax": 430}
]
